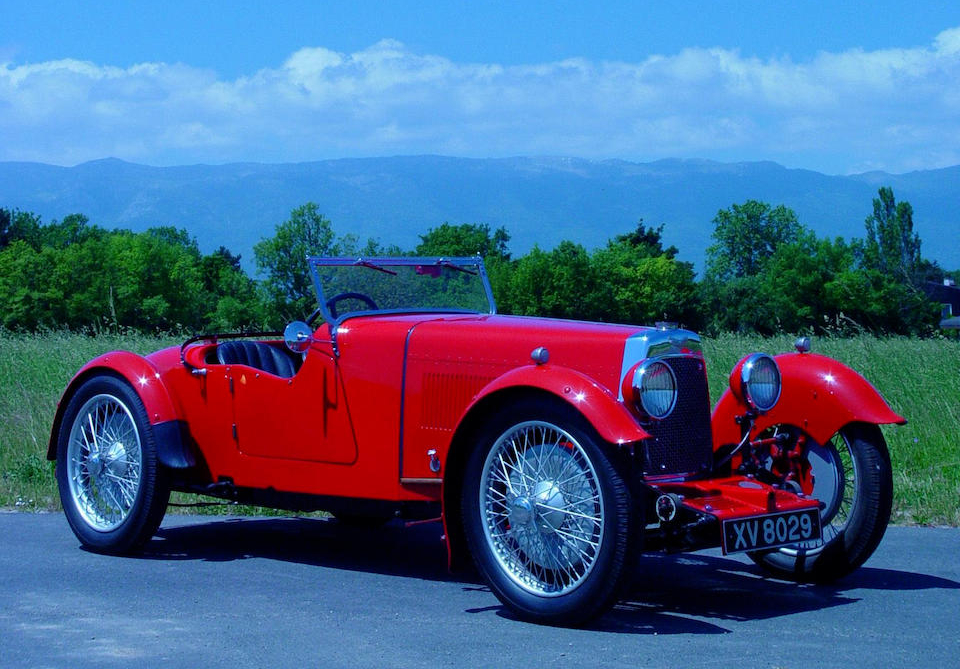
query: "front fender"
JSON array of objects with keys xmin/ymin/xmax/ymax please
[
  {"xmin": 469, "ymin": 364, "xmax": 651, "ymax": 445},
  {"xmin": 712, "ymin": 352, "xmax": 906, "ymax": 447},
  {"xmin": 47, "ymin": 351, "xmax": 185, "ymax": 463},
  {"xmin": 441, "ymin": 362, "xmax": 649, "ymax": 572}
]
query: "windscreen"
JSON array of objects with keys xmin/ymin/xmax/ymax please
[{"xmin": 308, "ymin": 257, "xmax": 495, "ymax": 320}]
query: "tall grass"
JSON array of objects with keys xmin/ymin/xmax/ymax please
[
  {"xmin": 2, "ymin": 331, "xmax": 957, "ymax": 524},
  {"xmin": 0, "ymin": 331, "xmax": 181, "ymax": 511}
]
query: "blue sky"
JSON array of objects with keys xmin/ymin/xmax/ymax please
[{"xmin": 2, "ymin": 1, "xmax": 960, "ymax": 173}]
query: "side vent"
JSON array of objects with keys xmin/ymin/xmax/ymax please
[{"xmin": 420, "ymin": 373, "xmax": 492, "ymax": 431}]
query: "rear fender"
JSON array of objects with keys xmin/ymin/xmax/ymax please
[
  {"xmin": 441, "ymin": 363, "xmax": 648, "ymax": 571},
  {"xmin": 46, "ymin": 351, "xmax": 193, "ymax": 468},
  {"xmin": 712, "ymin": 351, "xmax": 906, "ymax": 448}
]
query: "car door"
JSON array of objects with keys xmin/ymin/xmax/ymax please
[{"xmin": 229, "ymin": 333, "xmax": 358, "ymax": 464}]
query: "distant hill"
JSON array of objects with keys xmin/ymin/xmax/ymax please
[{"xmin": 1, "ymin": 156, "xmax": 958, "ymax": 272}]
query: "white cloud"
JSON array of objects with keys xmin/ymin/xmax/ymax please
[
  {"xmin": 934, "ymin": 27, "xmax": 960, "ymax": 55},
  {"xmin": 1, "ymin": 29, "xmax": 959, "ymax": 173}
]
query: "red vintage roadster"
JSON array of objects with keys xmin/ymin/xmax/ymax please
[{"xmin": 50, "ymin": 256, "xmax": 904, "ymax": 625}]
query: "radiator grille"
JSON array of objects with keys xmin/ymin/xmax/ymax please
[{"xmin": 639, "ymin": 356, "xmax": 713, "ymax": 477}]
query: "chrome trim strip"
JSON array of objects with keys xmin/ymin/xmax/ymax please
[
  {"xmin": 401, "ymin": 477, "xmax": 443, "ymax": 485},
  {"xmin": 307, "ymin": 258, "xmax": 335, "ymax": 325},
  {"xmin": 397, "ymin": 321, "xmax": 421, "ymax": 483}
]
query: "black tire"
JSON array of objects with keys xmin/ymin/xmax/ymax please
[
  {"xmin": 55, "ymin": 374, "xmax": 170, "ymax": 554},
  {"xmin": 749, "ymin": 423, "xmax": 892, "ymax": 582},
  {"xmin": 461, "ymin": 396, "xmax": 637, "ymax": 626}
]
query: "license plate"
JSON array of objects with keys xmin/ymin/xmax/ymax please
[{"xmin": 722, "ymin": 508, "xmax": 821, "ymax": 554}]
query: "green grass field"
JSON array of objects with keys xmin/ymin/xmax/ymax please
[{"xmin": 2, "ymin": 331, "xmax": 957, "ymax": 524}]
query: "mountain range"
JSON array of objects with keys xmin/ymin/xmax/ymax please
[{"xmin": 1, "ymin": 156, "xmax": 958, "ymax": 272}]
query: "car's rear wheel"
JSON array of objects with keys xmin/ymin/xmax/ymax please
[
  {"xmin": 461, "ymin": 396, "xmax": 636, "ymax": 626},
  {"xmin": 56, "ymin": 374, "xmax": 169, "ymax": 554},
  {"xmin": 749, "ymin": 423, "xmax": 892, "ymax": 582}
]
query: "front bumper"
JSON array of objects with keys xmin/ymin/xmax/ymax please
[{"xmin": 644, "ymin": 476, "xmax": 822, "ymax": 554}]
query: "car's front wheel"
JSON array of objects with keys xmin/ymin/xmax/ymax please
[
  {"xmin": 461, "ymin": 397, "xmax": 636, "ymax": 626},
  {"xmin": 749, "ymin": 423, "xmax": 892, "ymax": 582},
  {"xmin": 55, "ymin": 374, "xmax": 169, "ymax": 554}
]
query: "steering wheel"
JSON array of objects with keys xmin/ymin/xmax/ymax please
[{"xmin": 325, "ymin": 292, "xmax": 379, "ymax": 319}]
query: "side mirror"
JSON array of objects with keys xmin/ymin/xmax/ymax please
[{"xmin": 284, "ymin": 321, "xmax": 313, "ymax": 353}]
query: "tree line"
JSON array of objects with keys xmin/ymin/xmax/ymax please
[{"xmin": 0, "ymin": 188, "xmax": 953, "ymax": 335}]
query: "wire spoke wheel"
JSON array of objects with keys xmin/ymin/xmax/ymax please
[
  {"xmin": 461, "ymin": 397, "xmax": 635, "ymax": 626},
  {"xmin": 67, "ymin": 394, "xmax": 143, "ymax": 531},
  {"xmin": 480, "ymin": 421, "xmax": 604, "ymax": 596},
  {"xmin": 750, "ymin": 423, "xmax": 892, "ymax": 582},
  {"xmin": 56, "ymin": 375, "xmax": 170, "ymax": 554}
]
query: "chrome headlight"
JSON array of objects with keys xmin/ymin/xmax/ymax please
[
  {"xmin": 740, "ymin": 353, "xmax": 781, "ymax": 412},
  {"xmin": 632, "ymin": 359, "xmax": 677, "ymax": 420}
]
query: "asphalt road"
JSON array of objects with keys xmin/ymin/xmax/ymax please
[{"xmin": 2, "ymin": 513, "xmax": 958, "ymax": 669}]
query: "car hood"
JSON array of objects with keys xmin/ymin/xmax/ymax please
[{"xmin": 342, "ymin": 313, "xmax": 656, "ymax": 397}]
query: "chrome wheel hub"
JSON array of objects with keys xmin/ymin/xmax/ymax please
[
  {"xmin": 507, "ymin": 481, "xmax": 567, "ymax": 532},
  {"xmin": 509, "ymin": 496, "xmax": 535, "ymax": 526},
  {"xmin": 532, "ymin": 480, "xmax": 566, "ymax": 531}
]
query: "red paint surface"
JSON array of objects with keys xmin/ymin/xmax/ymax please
[{"xmin": 51, "ymin": 314, "xmax": 902, "ymax": 554}]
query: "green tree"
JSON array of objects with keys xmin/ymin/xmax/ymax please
[
  {"xmin": 254, "ymin": 203, "xmax": 359, "ymax": 322},
  {"xmin": 38, "ymin": 213, "xmax": 102, "ymax": 249},
  {"xmin": 863, "ymin": 187, "xmax": 921, "ymax": 283},
  {"xmin": 0, "ymin": 208, "xmax": 10, "ymax": 247},
  {"xmin": 611, "ymin": 220, "xmax": 681, "ymax": 259},
  {"xmin": 0, "ymin": 240, "xmax": 47, "ymax": 329},
  {"xmin": 200, "ymin": 247, "xmax": 263, "ymax": 330},
  {"xmin": 825, "ymin": 266, "xmax": 934, "ymax": 334},
  {"xmin": 0, "ymin": 210, "xmax": 43, "ymax": 249},
  {"xmin": 0, "ymin": 209, "xmax": 275, "ymax": 332},
  {"xmin": 847, "ymin": 187, "xmax": 939, "ymax": 333},
  {"xmin": 703, "ymin": 201, "xmax": 804, "ymax": 332},
  {"xmin": 755, "ymin": 234, "xmax": 854, "ymax": 333},
  {"xmin": 706, "ymin": 201, "xmax": 802, "ymax": 282},
  {"xmin": 504, "ymin": 242, "xmax": 601, "ymax": 320},
  {"xmin": 415, "ymin": 222, "xmax": 511, "ymax": 261},
  {"xmin": 701, "ymin": 190, "xmax": 938, "ymax": 335},
  {"xmin": 416, "ymin": 222, "xmax": 513, "ymax": 309},
  {"xmin": 591, "ymin": 221, "xmax": 699, "ymax": 327}
]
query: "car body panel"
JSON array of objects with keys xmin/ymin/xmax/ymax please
[
  {"xmin": 231, "ymin": 340, "xmax": 358, "ymax": 465},
  {"xmin": 171, "ymin": 321, "xmax": 434, "ymax": 502},
  {"xmin": 399, "ymin": 314, "xmax": 652, "ymax": 480}
]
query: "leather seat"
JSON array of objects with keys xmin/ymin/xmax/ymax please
[{"xmin": 215, "ymin": 341, "xmax": 299, "ymax": 378}]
